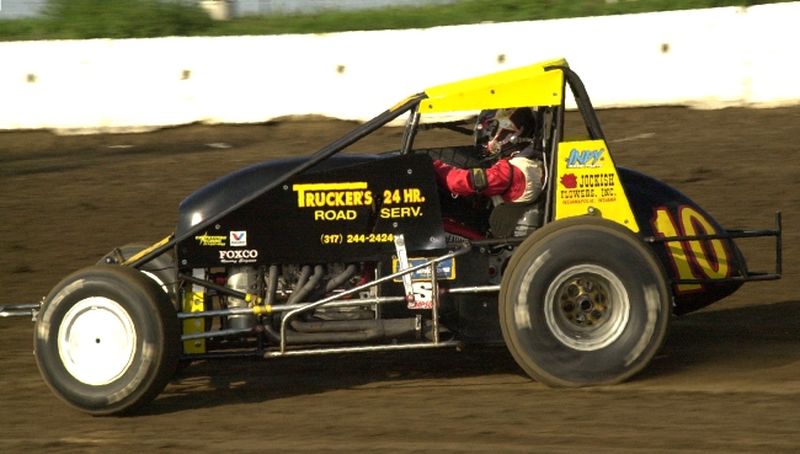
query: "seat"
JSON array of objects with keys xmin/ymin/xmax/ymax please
[{"xmin": 489, "ymin": 201, "xmax": 544, "ymax": 238}]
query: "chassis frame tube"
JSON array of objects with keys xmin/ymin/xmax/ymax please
[
  {"xmin": 181, "ymin": 339, "xmax": 464, "ymax": 362},
  {"xmin": 264, "ymin": 340, "xmax": 462, "ymax": 358}
]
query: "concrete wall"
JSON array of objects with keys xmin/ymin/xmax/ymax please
[{"xmin": 0, "ymin": 2, "xmax": 798, "ymax": 133}]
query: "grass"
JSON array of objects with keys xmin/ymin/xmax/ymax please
[{"xmin": 0, "ymin": 0, "xmax": 790, "ymax": 41}]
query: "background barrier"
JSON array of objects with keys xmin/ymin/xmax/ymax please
[{"xmin": 0, "ymin": 2, "xmax": 798, "ymax": 133}]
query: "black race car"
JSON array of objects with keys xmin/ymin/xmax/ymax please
[{"xmin": 2, "ymin": 58, "xmax": 781, "ymax": 415}]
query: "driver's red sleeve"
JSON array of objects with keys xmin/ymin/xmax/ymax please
[
  {"xmin": 432, "ymin": 159, "xmax": 475, "ymax": 195},
  {"xmin": 432, "ymin": 159, "xmax": 519, "ymax": 200}
]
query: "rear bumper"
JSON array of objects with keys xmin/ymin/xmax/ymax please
[{"xmin": 643, "ymin": 211, "xmax": 782, "ymax": 285}]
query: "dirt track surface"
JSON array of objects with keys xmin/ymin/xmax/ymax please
[{"xmin": 1, "ymin": 107, "xmax": 799, "ymax": 452}]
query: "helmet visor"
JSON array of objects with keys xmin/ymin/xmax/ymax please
[{"xmin": 485, "ymin": 109, "xmax": 522, "ymax": 156}]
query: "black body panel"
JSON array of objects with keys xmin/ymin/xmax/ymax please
[
  {"xmin": 177, "ymin": 154, "xmax": 380, "ymax": 236},
  {"xmin": 177, "ymin": 154, "xmax": 446, "ymax": 266},
  {"xmin": 619, "ymin": 167, "xmax": 745, "ymax": 314}
]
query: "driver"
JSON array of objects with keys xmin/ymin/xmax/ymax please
[{"xmin": 432, "ymin": 107, "xmax": 545, "ymax": 205}]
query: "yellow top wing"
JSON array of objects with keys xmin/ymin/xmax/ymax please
[{"xmin": 419, "ymin": 58, "xmax": 567, "ymax": 113}]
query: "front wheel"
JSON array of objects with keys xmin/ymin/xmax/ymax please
[
  {"xmin": 499, "ymin": 217, "xmax": 671, "ymax": 386},
  {"xmin": 98, "ymin": 243, "xmax": 178, "ymax": 309},
  {"xmin": 34, "ymin": 265, "xmax": 179, "ymax": 415}
]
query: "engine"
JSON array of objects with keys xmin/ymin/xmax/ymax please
[{"xmin": 220, "ymin": 262, "xmax": 383, "ymax": 334}]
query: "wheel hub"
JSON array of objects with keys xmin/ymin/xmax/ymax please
[
  {"xmin": 545, "ymin": 265, "xmax": 630, "ymax": 351},
  {"xmin": 57, "ymin": 297, "xmax": 138, "ymax": 386},
  {"xmin": 561, "ymin": 278, "xmax": 611, "ymax": 328}
]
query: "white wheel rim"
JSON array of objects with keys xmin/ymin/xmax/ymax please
[
  {"xmin": 57, "ymin": 297, "xmax": 137, "ymax": 386},
  {"xmin": 544, "ymin": 264, "xmax": 630, "ymax": 351}
]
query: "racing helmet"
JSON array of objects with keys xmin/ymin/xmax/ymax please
[{"xmin": 474, "ymin": 107, "xmax": 537, "ymax": 158}]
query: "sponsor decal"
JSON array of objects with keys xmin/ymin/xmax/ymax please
[
  {"xmin": 292, "ymin": 181, "xmax": 374, "ymax": 223},
  {"xmin": 560, "ymin": 173, "xmax": 577, "ymax": 189},
  {"xmin": 560, "ymin": 172, "xmax": 615, "ymax": 189},
  {"xmin": 315, "ymin": 210, "xmax": 357, "ymax": 221},
  {"xmin": 555, "ymin": 139, "xmax": 638, "ymax": 232},
  {"xmin": 392, "ymin": 257, "xmax": 456, "ymax": 282},
  {"xmin": 559, "ymin": 172, "xmax": 617, "ymax": 204},
  {"xmin": 379, "ymin": 188, "xmax": 426, "ymax": 219},
  {"xmin": 292, "ymin": 181, "xmax": 428, "ymax": 223},
  {"xmin": 379, "ymin": 206, "xmax": 422, "ymax": 219},
  {"xmin": 292, "ymin": 182, "xmax": 374, "ymax": 208},
  {"xmin": 195, "ymin": 232, "xmax": 226, "ymax": 247},
  {"xmin": 565, "ymin": 148, "xmax": 604, "ymax": 169},
  {"xmin": 219, "ymin": 249, "xmax": 259, "ymax": 264},
  {"xmin": 230, "ymin": 230, "xmax": 247, "ymax": 247},
  {"xmin": 408, "ymin": 282, "xmax": 434, "ymax": 310}
]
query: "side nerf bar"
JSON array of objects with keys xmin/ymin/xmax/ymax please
[
  {"xmin": 642, "ymin": 211, "xmax": 782, "ymax": 284},
  {"xmin": 0, "ymin": 302, "xmax": 41, "ymax": 319}
]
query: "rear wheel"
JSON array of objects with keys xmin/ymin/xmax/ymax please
[
  {"xmin": 499, "ymin": 217, "xmax": 671, "ymax": 386},
  {"xmin": 34, "ymin": 265, "xmax": 180, "ymax": 415}
]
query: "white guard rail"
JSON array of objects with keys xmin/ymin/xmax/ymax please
[{"xmin": 0, "ymin": 2, "xmax": 798, "ymax": 133}]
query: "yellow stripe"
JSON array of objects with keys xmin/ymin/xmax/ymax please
[
  {"xmin": 122, "ymin": 235, "xmax": 173, "ymax": 266},
  {"xmin": 390, "ymin": 93, "xmax": 425, "ymax": 112},
  {"xmin": 292, "ymin": 182, "xmax": 368, "ymax": 192}
]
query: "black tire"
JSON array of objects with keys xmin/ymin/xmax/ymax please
[
  {"xmin": 99, "ymin": 243, "xmax": 178, "ymax": 310},
  {"xmin": 499, "ymin": 216, "xmax": 671, "ymax": 387},
  {"xmin": 98, "ymin": 244, "xmax": 193, "ymax": 373},
  {"xmin": 34, "ymin": 265, "xmax": 180, "ymax": 415}
]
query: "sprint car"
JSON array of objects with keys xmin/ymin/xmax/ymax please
[{"xmin": 1, "ymin": 58, "xmax": 782, "ymax": 415}]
